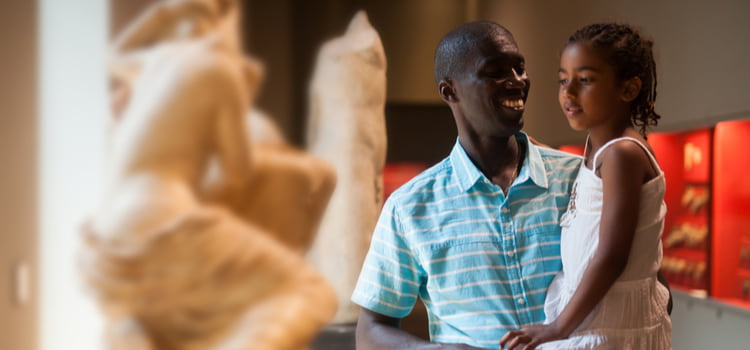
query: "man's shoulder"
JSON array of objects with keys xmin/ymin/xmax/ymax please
[
  {"xmin": 387, "ymin": 158, "xmax": 453, "ymax": 203},
  {"xmin": 536, "ymin": 145, "xmax": 583, "ymax": 161},
  {"xmin": 535, "ymin": 146, "xmax": 582, "ymax": 173}
]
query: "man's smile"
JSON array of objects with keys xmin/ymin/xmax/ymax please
[{"xmin": 500, "ymin": 98, "xmax": 525, "ymax": 111}]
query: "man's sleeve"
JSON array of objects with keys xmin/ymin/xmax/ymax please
[{"xmin": 351, "ymin": 198, "xmax": 423, "ymax": 319}]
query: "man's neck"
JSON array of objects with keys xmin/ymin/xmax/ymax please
[{"xmin": 459, "ymin": 132, "xmax": 525, "ymax": 190}]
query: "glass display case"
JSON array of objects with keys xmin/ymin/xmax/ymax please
[
  {"xmin": 711, "ymin": 119, "xmax": 750, "ymax": 308},
  {"xmin": 649, "ymin": 128, "xmax": 713, "ymax": 295},
  {"xmin": 544, "ymin": 123, "xmax": 750, "ymax": 312}
]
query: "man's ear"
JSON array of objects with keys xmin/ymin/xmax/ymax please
[
  {"xmin": 620, "ymin": 76, "xmax": 642, "ymax": 102},
  {"xmin": 438, "ymin": 80, "xmax": 457, "ymax": 103}
]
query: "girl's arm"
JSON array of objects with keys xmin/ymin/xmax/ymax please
[{"xmin": 500, "ymin": 141, "xmax": 650, "ymax": 350}]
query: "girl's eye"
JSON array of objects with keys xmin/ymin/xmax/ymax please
[
  {"xmin": 579, "ymin": 77, "xmax": 591, "ymax": 83},
  {"xmin": 558, "ymin": 78, "xmax": 568, "ymax": 85}
]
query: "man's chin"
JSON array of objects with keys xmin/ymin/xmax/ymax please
[{"xmin": 504, "ymin": 117, "xmax": 524, "ymax": 133}]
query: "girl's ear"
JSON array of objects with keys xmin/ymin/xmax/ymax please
[{"xmin": 620, "ymin": 76, "xmax": 642, "ymax": 102}]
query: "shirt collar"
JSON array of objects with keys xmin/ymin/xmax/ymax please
[
  {"xmin": 515, "ymin": 132, "xmax": 549, "ymax": 190},
  {"xmin": 449, "ymin": 132, "xmax": 549, "ymax": 193},
  {"xmin": 449, "ymin": 139, "xmax": 484, "ymax": 192}
]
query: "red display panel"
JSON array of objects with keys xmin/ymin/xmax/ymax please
[
  {"xmin": 383, "ymin": 162, "xmax": 429, "ymax": 201},
  {"xmin": 558, "ymin": 144, "xmax": 585, "ymax": 156},
  {"xmin": 712, "ymin": 119, "xmax": 750, "ymax": 308},
  {"xmin": 649, "ymin": 128, "xmax": 713, "ymax": 294}
]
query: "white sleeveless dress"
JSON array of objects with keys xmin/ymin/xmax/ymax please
[{"xmin": 539, "ymin": 137, "xmax": 672, "ymax": 349}]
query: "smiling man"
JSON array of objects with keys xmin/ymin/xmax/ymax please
[{"xmin": 351, "ymin": 21, "xmax": 582, "ymax": 349}]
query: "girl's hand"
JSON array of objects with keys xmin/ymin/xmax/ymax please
[{"xmin": 499, "ymin": 323, "xmax": 565, "ymax": 350}]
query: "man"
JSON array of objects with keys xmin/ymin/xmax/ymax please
[{"xmin": 352, "ymin": 21, "xmax": 581, "ymax": 349}]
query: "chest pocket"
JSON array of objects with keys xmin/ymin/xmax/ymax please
[{"xmin": 418, "ymin": 237, "xmax": 505, "ymax": 300}]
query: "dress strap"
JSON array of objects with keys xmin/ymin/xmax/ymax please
[
  {"xmin": 592, "ymin": 136, "xmax": 661, "ymax": 173},
  {"xmin": 583, "ymin": 134, "xmax": 591, "ymax": 160}
]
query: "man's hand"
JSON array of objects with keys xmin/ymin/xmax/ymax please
[
  {"xmin": 498, "ymin": 323, "xmax": 565, "ymax": 350},
  {"xmin": 357, "ymin": 308, "xmax": 487, "ymax": 350}
]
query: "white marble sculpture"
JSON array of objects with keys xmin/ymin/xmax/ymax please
[
  {"xmin": 82, "ymin": 1, "xmax": 337, "ymax": 349},
  {"xmin": 306, "ymin": 10, "xmax": 388, "ymax": 324}
]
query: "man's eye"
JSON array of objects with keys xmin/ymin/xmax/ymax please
[{"xmin": 484, "ymin": 70, "xmax": 506, "ymax": 78}]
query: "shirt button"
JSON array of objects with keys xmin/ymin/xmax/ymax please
[
  {"xmin": 518, "ymin": 298, "xmax": 525, "ymax": 306},
  {"xmin": 507, "ymin": 251, "xmax": 515, "ymax": 258}
]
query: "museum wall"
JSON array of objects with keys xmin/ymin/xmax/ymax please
[
  {"xmin": 241, "ymin": 0, "xmax": 750, "ymax": 151},
  {"xmin": 0, "ymin": 1, "xmax": 38, "ymax": 350},
  {"xmin": 482, "ymin": 0, "xmax": 750, "ymax": 147},
  {"xmin": 109, "ymin": 0, "xmax": 750, "ymax": 156}
]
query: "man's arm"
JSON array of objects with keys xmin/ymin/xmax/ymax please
[
  {"xmin": 356, "ymin": 308, "xmax": 485, "ymax": 350},
  {"xmin": 656, "ymin": 269, "xmax": 673, "ymax": 315}
]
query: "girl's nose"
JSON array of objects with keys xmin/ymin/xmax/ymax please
[{"xmin": 561, "ymin": 81, "xmax": 576, "ymax": 97}]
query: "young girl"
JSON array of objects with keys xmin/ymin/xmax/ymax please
[{"xmin": 500, "ymin": 23, "xmax": 672, "ymax": 349}]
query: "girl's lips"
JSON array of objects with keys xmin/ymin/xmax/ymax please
[{"xmin": 563, "ymin": 103, "xmax": 582, "ymax": 117}]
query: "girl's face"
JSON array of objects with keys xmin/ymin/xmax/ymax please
[{"xmin": 558, "ymin": 42, "xmax": 631, "ymax": 132}]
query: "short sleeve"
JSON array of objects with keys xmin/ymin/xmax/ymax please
[{"xmin": 351, "ymin": 198, "xmax": 423, "ymax": 318}]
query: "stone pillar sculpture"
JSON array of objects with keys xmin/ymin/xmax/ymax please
[
  {"xmin": 306, "ymin": 10, "xmax": 388, "ymax": 324},
  {"xmin": 82, "ymin": 1, "xmax": 337, "ymax": 349}
]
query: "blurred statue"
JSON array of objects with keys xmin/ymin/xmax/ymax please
[
  {"xmin": 306, "ymin": 10, "xmax": 388, "ymax": 324},
  {"xmin": 82, "ymin": 1, "xmax": 337, "ymax": 349},
  {"xmin": 203, "ymin": 109, "xmax": 338, "ymax": 254}
]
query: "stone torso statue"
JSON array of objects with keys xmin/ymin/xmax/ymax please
[{"xmin": 306, "ymin": 10, "xmax": 388, "ymax": 324}]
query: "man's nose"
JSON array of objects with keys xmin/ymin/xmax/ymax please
[{"xmin": 505, "ymin": 68, "xmax": 528, "ymax": 88}]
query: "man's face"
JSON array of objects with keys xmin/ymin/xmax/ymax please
[{"xmin": 451, "ymin": 36, "xmax": 531, "ymax": 137}]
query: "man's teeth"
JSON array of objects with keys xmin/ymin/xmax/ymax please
[{"xmin": 501, "ymin": 99, "xmax": 524, "ymax": 108}]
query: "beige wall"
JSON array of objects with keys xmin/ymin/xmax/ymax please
[
  {"xmin": 0, "ymin": 1, "xmax": 39, "ymax": 349},
  {"xmin": 482, "ymin": 0, "xmax": 750, "ymax": 146},
  {"xmin": 247, "ymin": 0, "xmax": 750, "ymax": 147},
  {"xmin": 363, "ymin": 0, "xmax": 473, "ymax": 104}
]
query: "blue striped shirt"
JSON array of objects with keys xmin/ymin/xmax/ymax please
[{"xmin": 352, "ymin": 132, "xmax": 581, "ymax": 349}]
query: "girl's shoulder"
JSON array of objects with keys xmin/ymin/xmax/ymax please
[{"xmin": 594, "ymin": 137, "xmax": 661, "ymax": 182}]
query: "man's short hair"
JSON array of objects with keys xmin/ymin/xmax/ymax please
[{"xmin": 433, "ymin": 21, "xmax": 517, "ymax": 85}]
